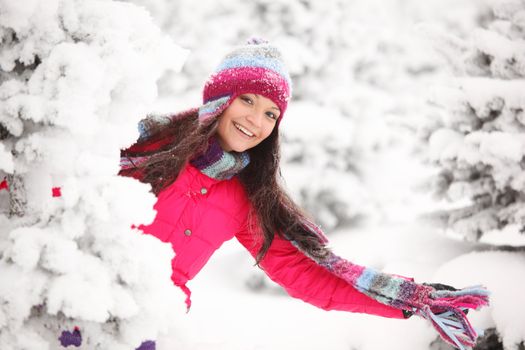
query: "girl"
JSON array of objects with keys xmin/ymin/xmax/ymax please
[{"xmin": 119, "ymin": 38, "xmax": 490, "ymax": 350}]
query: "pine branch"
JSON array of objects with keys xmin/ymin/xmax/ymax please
[
  {"xmin": 0, "ymin": 123, "xmax": 9, "ymax": 140},
  {"xmin": 8, "ymin": 174, "xmax": 27, "ymax": 217}
]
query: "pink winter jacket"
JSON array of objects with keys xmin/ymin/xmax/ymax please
[{"xmin": 134, "ymin": 162, "xmax": 406, "ymax": 319}]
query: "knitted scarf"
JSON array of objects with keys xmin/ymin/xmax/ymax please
[
  {"xmin": 121, "ymin": 126, "xmax": 490, "ymax": 350},
  {"xmin": 189, "ymin": 135, "xmax": 250, "ymax": 180},
  {"xmin": 119, "ymin": 121, "xmax": 250, "ymax": 182},
  {"xmin": 292, "ymin": 220, "xmax": 490, "ymax": 350},
  {"xmin": 187, "ymin": 139, "xmax": 490, "ymax": 350}
]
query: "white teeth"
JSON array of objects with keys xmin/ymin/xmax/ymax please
[{"xmin": 234, "ymin": 122, "xmax": 254, "ymax": 137}]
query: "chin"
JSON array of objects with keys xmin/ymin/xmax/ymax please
[
  {"xmin": 231, "ymin": 144, "xmax": 250, "ymax": 152},
  {"xmin": 232, "ymin": 139, "xmax": 259, "ymax": 152},
  {"xmin": 219, "ymin": 132, "xmax": 258, "ymax": 152}
]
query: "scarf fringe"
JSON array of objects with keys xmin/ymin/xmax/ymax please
[{"xmin": 419, "ymin": 286, "xmax": 490, "ymax": 349}]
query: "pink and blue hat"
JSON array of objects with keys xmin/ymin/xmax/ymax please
[{"xmin": 198, "ymin": 37, "xmax": 292, "ymax": 126}]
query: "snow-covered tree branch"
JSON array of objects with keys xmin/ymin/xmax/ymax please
[{"xmin": 0, "ymin": 0, "xmax": 189, "ymax": 348}]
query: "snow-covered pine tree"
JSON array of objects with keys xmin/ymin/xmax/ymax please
[
  {"xmin": 411, "ymin": 3, "xmax": 525, "ymax": 349},
  {"xmin": 0, "ymin": 0, "xmax": 188, "ymax": 349},
  {"xmin": 423, "ymin": 0, "xmax": 525, "ymax": 243}
]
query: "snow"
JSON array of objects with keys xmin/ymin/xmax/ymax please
[
  {"xmin": 435, "ymin": 251, "xmax": 525, "ymax": 349},
  {"xmin": 467, "ymin": 131, "xmax": 524, "ymax": 163},
  {"xmin": 481, "ymin": 224, "xmax": 525, "ymax": 246},
  {"xmin": 2, "ymin": 0, "xmax": 523, "ymax": 349},
  {"xmin": 1, "ymin": 0, "xmax": 189, "ymax": 348},
  {"xmin": 472, "ymin": 28, "xmax": 522, "ymax": 59},
  {"xmin": 428, "ymin": 128, "xmax": 464, "ymax": 162},
  {"xmin": 156, "ymin": 220, "xmax": 494, "ymax": 350},
  {"xmin": 458, "ymin": 78, "xmax": 525, "ymax": 116},
  {"xmin": 0, "ymin": 142, "xmax": 14, "ymax": 173}
]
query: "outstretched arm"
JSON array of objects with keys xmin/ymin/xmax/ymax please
[{"xmin": 234, "ymin": 223, "xmax": 409, "ymax": 319}]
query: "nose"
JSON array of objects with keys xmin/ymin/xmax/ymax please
[{"xmin": 245, "ymin": 109, "xmax": 265, "ymax": 129}]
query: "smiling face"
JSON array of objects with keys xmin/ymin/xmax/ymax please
[{"xmin": 215, "ymin": 93, "xmax": 280, "ymax": 152}]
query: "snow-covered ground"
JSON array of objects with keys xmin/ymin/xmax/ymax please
[{"xmin": 158, "ymin": 218, "xmax": 514, "ymax": 350}]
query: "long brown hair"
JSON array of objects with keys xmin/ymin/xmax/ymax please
[{"xmin": 119, "ymin": 109, "xmax": 332, "ymax": 265}]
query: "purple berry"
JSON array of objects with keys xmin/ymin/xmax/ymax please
[
  {"xmin": 59, "ymin": 327, "xmax": 82, "ymax": 347},
  {"xmin": 136, "ymin": 340, "xmax": 156, "ymax": 350}
]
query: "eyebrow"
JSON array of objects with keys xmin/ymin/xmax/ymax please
[{"xmin": 251, "ymin": 94, "xmax": 280, "ymax": 112}]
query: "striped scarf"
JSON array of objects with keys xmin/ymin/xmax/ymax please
[
  {"xmin": 119, "ymin": 116, "xmax": 250, "ymax": 182},
  {"xmin": 121, "ymin": 119, "xmax": 490, "ymax": 350},
  {"xmin": 292, "ymin": 221, "xmax": 490, "ymax": 350},
  {"xmin": 189, "ymin": 135, "xmax": 250, "ymax": 180},
  {"xmin": 187, "ymin": 137, "xmax": 490, "ymax": 349}
]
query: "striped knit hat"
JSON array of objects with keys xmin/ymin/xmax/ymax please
[{"xmin": 198, "ymin": 37, "xmax": 292, "ymax": 126}]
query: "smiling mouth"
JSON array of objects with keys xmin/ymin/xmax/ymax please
[{"xmin": 233, "ymin": 122, "xmax": 255, "ymax": 138}]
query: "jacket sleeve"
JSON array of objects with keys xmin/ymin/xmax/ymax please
[{"xmin": 234, "ymin": 218, "xmax": 408, "ymax": 319}]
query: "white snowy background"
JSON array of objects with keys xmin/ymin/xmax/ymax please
[{"xmin": 1, "ymin": 0, "xmax": 524, "ymax": 349}]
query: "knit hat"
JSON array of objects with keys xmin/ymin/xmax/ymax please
[{"xmin": 198, "ymin": 37, "xmax": 292, "ymax": 126}]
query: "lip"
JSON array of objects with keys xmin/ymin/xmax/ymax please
[{"xmin": 233, "ymin": 122, "xmax": 255, "ymax": 139}]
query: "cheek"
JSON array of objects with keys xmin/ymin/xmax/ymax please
[
  {"xmin": 260, "ymin": 123, "xmax": 276, "ymax": 140},
  {"xmin": 217, "ymin": 116, "xmax": 230, "ymax": 135},
  {"xmin": 214, "ymin": 120, "xmax": 229, "ymax": 148}
]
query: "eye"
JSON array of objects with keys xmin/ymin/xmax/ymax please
[
  {"xmin": 266, "ymin": 111, "xmax": 278, "ymax": 120},
  {"xmin": 240, "ymin": 96, "xmax": 253, "ymax": 105}
]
